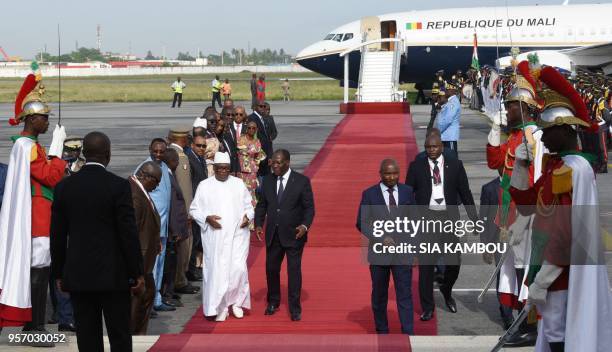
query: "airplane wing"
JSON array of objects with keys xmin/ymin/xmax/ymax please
[{"xmin": 560, "ymin": 42, "xmax": 612, "ymax": 75}]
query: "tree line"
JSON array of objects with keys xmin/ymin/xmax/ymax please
[{"xmin": 39, "ymin": 47, "xmax": 294, "ymax": 65}]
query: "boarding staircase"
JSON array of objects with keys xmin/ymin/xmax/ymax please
[{"xmin": 356, "ymin": 38, "xmax": 405, "ymax": 102}]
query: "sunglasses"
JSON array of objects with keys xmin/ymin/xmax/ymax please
[
  {"xmin": 258, "ymin": 105, "xmax": 266, "ymax": 107},
  {"xmin": 226, "ymin": 113, "xmax": 235, "ymax": 116},
  {"xmin": 235, "ymin": 113, "xmax": 245, "ymax": 116},
  {"xmin": 193, "ymin": 143, "xmax": 206, "ymax": 148}
]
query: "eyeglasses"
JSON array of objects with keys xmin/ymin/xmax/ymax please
[
  {"xmin": 235, "ymin": 113, "xmax": 244, "ymax": 116},
  {"xmin": 258, "ymin": 105, "xmax": 266, "ymax": 107},
  {"xmin": 226, "ymin": 113, "xmax": 235, "ymax": 116},
  {"xmin": 193, "ymin": 143, "xmax": 206, "ymax": 148},
  {"xmin": 247, "ymin": 126, "xmax": 257, "ymax": 130}
]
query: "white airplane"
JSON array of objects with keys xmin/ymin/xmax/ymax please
[{"xmin": 296, "ymin": 3, "xmax": 612, "ymax": 86}]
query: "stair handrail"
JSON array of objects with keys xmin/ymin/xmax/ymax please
[{"xmin": 340, "ymin": 37, "xmax": 404, "ymax": 104}]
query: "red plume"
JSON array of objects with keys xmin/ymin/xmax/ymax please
[
  {"xmin": 538, "ymin": 66, "xmax": 596, "ymax": 132},
  {"xmin": 11, "ymin": 74, "xmax": 37, "ymax": 125},
  {"xmin": 517, "ymin": 61, "xmax": 539, "ymax": 92}
]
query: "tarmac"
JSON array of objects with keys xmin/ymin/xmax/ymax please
[{"xmin": 0, "ymin": 100, "xmax": 610, "ymax": 351}]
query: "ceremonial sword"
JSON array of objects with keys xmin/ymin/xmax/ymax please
[
  {"xmin": 489, "ymin": 306, "xmax": 530, "ymax": 352},
  {"xmin": 477, "ymin": 229, "xmax": 513, "ymax": 303}
]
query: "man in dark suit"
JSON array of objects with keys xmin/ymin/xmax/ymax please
[
  {"xmin": 51, "ymin": 132, "xmax": 144, "ymax": 352},
  {"xmin": 263, "ymin": 102, "xmax": 278, "ymax": 141},
  {"xmin": 356, "ymin": 158, "xmax": 415, "ymax": 334},
  {"xmin": 405, "ymin": 133, "xmax": 478, "ymax": 321},
  {"xmin": 479, "ymin": 172, "xmax": 514, "ymax": 330},
  {"xmin": 229, "ymin": 106, "xmax": 248, "ymax": 145},
  {"xmin": 129, "ymin": 161, "xmax": 162, "ymax": 334},
  {"xmin": 249, "ymin": 101, "xmax": 273, "ymax": 177},
  {"xmin": 255, "ymin": 149, "xmax": 315, "ymax": 321},
  {"xmin": 186, "ymin": 133, "xmax": 207, "ymax": 282}
]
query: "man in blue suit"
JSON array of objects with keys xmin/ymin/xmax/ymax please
[
  {"xmin": 437, "ymin": 84, "xmax": 461, "ymax": 158},
  {"xmin": 356, "ymin": 158, "xmax": 415, "ymax": 334}
]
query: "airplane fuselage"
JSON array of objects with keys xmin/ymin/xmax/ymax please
[{"xmin": 296, "ymin": 4, "xmax": 611, "ymax": 85}]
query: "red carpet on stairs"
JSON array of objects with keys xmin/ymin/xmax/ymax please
[{"xmin": 150, "ymin": 111, "xmax": 432, "ymax": 351}]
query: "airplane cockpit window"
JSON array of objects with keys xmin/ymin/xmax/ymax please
[
  {"xmin": 333, "ymin": 34, "xmax": 343, "ymax": 42},
  {"xmin": 324, "ymin": 34, "xmax": 335, "ymax": 40},
  {"xmin": 342, "ymin": 33, "xmax": 354, "ymax": 41}
]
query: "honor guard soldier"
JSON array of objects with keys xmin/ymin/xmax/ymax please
[{"xmin": 509, "ymin": 65, "xmax": 612, "ymax": 352}]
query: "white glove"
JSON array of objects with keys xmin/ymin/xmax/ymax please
[
  {"xmin": 47, "ymin": 124, "xmax": 67, "ymax": 158},
  {"xmin": 487, "ymin": 123, "xmax": 501, "ymax": 146},
  {"xmin": 510, "ymin": 157, "xmax": 529, "ymax": 190},
  {"xmin": 514, "ymin": 142, "xmax": 533, "ymax": 162},
  {"xmin": 527, "ymin": 261, "xmax": 564, "ymax": 307}
]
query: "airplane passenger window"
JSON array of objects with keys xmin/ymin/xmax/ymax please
[
  {"xmin": 324, "ymin": 34, "xmax": 335, "ymax": 40},
  {"xmin": 333, "ymin": 34, "xmax": 343, "ymax": 42},
  {"xmin": 342, "ymin": 33, "xmax": 354, "ymax": 41}
]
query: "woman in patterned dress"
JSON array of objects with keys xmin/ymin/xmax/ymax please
[{"xmin": 237, "ymin": 120, "xmax": 267, "ymax": 208}]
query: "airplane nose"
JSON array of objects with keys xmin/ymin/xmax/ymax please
[{"xmin": 296, "ymin": 41, "xmax": 327, "ymax": 61}]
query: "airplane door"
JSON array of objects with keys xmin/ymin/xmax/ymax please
[
  {"xmin": 381, "ymin": 20, "xmax": 397, "ymax": 51},
  {"xmin": 360, "ymin": 16, "xmax": 381, "ymax": 51}
]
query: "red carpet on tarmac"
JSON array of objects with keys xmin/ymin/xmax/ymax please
[{"xmin": 150, "ymin": 110, "xmax": 431, "ymax": 351}]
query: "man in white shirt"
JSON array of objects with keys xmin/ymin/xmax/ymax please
[{"xmin": 405, "ymin": 133, "xmax": 478, "ymax": 321}]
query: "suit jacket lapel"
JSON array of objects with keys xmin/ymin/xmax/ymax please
[
  {"xmin": 278, "ymin": 172, "xmax": 294, "ymax": 205},
  {"xmin": 443, "ymin": 160, "xmax": 451, "ymax": 201},
  {"xmin": 423, "ymin": 158, "xmax": 432, "ymax": 199}
]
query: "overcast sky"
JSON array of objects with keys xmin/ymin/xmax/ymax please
[{"xmin": 0, "ymin": 0, "xmax": 601, "ymax": 59}]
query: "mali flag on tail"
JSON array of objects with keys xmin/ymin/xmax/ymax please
[
  {"xmin": 406, "ymin": 22, "xmax": 422, "ymax": 30},
  {"xmin": 471, "ymin": 33, "xmax": 480, "ymax": 70}
]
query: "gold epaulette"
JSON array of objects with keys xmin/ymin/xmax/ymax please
[
  {"xmin": 552, "ymin": 165, "xmax": 573, "ymax": 195},
  {"xmin": 30, "ymin": 145, "xmax": 38, "ymax": 162}
]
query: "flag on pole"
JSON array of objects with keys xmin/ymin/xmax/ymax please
[{"xmin": 471, "ymin": 32, "xmax": 480, "ymax": 70}]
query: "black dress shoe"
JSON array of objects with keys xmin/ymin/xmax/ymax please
[
  {"xmin": 291, "ymin": 313, "xmax": 301, "ymax": 321},
  {"xmin": 162, "ymin": 299, "xmax": 176, "ymax": 307},
  {"xmin": 504, "ymin": 331, "xmax": 537, "ymax": 347},
  {"xmin": 58, "ymin": 323, "xmax": 76, "ymax": 332},
  {"xmin": 440, "ymin": 285, "xmax": 457, "ymax": 313},
  {"xmin": 444, "ymin": 296, "xmax": 457, "ymax": 313},
  {"xmin": 420, "ymin": 310, "xmax": 434, "ymax": 321},
  {"xmin": 175, "ymin": 284, "xmax": 200, "ymax": 294},
  {"xmin": 186, "ymin": 272, "xmax": 203, "ymax": 282},
  {"xmin": 264, "ymin": 304, "xmax": 278, "ymax": 315}
]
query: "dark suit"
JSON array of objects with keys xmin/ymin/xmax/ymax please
[
  {"xmin": 186, "ymin": 147, "xmax": 207, "ymax": 276},
  {"xmin": 229, "ymin": 121, "xmax": 247, "ymax": 146},
  {"xmin": 255, "ymin": 170, "xmax": 315, "ymax": 315},
  {"xmin": 129, "ymin": 177, "xmax": 160, "ymax": 335},
  {"xmin": 248, "ymin": 112, "xmax": 273, "ymax": 176},
  {"xmin": 265, "ymin": 115, "xmax": 278, "ymax": 141},
  {"xmin": 220, "ymin": 133, "xmax": 240, "ymax": 174},
  {"xmin": 356, "ymin": 183, "xmax": 415, "ymax": 334},
  {"xmin": 405, "ymin": 155, "xmax": 477, "ymax": 313},
  {"xmin": 164, "ymin": 172, "xmax": 189, "ymax": 299},
  {"xmin": 479, "ymin": 177, "xmax": 513, "ymax": 323},
  {"xmin": 51, "ymin": 164, "xmax": 143, "ymax": 352}
]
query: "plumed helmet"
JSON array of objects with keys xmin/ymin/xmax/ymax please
[{"xmin": 537, "ymin": 66, "xmax": 594, "ymax": 131}]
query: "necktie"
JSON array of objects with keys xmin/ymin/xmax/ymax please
[
  {"xmin": 432, "ymin": 160, "xmax": 441, "ymax": 185},
  {"xmin": 277, "ymin": 176, "xmax": 284, "ymax": 204},
  {"xmin": 236, "ymin": 124, "xmax": 240, "ymax": 139},
  {"xmin": 387, "ymin": 188, "xmax": 397, "ymax": 210}
]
